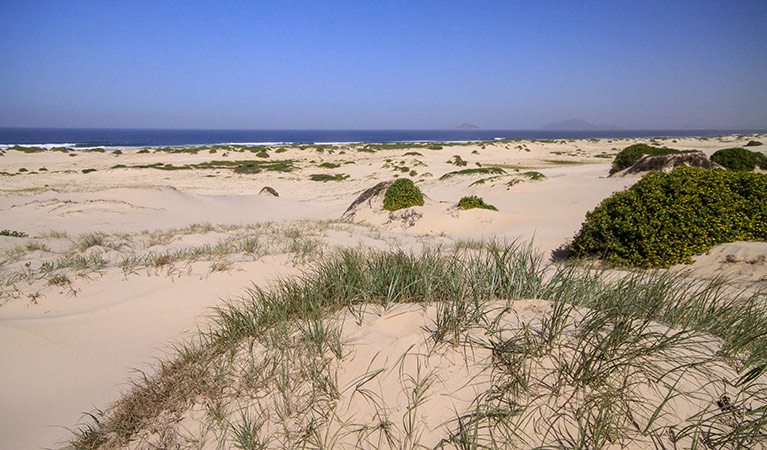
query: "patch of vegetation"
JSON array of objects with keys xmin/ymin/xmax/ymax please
[
  {"xmin": 9, "ymin": 145, "xmax": 45, "ymax": 153},
  {"xmin": 710, "ymin": 147, "xmax": 767, "ymax": 172},
  {"xmin": 610, "ymin": 143, "xmax": 690, "ymax": 174},
  {"xmin": 112, "ymin": 150, "xmax": 122, "ymax": 155},
  {"xmin": 383, "ymin": 178, "xmax": 424, "ymax": 211},
  {"xmin": 440, "ymin": 167, "xmax": 506, "ymax": 180},
  {"xmin": 309, "ymin": 173, "xmax": 349, "ymax": 182},
  {"xmin": 745, "ymin": 140, "xmax": 763, "ymax": 147},
  {"xmin": 457, "ymin": 195, "xmax": 497, "ymax": 211},
  {"xmin": 254, "ymin": 150, "xmax": 269, "ymax": 158},
  {"xmin": 569, "ymin": 167, "xmax": 767, "ymax": 267},
  {"xmin": 18, "ymin": 168, "xmax": 28, "ymax": 172},
  {"xmin": 137, "ymin": 149, "xmax": 150, "ymax": 154},
  {"xmin": 0, "ymin": 229, "xmax": 28, "ymax": 238},
  {"xmin": 447, "ymin": 155, "xmax": 468, "ymax": 167},
  {"xmin": 427, "ymin": 144, "xmax": 443, "ymax": 150},
  {"xmin": 68, "ymin": 243, "xmax": 767, "ymax": 450},
  {"xmin": 82, "ymin": 168, "xmax": 97, "ymax": 174},
  {"xmin": 522, "ymin": 170, "xmax": 546, "ymax": 181},
  {"xmin": 404, "ymin": 151, "xmax": 423, "ymax": 157},
  {"xmin": 317, "ymin": 162, "xmax": 341, "ymax": 169}
]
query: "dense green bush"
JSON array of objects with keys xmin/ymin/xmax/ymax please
[
  {"xmin": 569, "ymin": 167, "xmax": 767, "ymax": 267},
  {"xmin": 457, "ymin": 195, "xmax": 497, "ymax": 211},
  {"xmin": 710, "ymin": 147, "xmax": 767, "ymax": 171},
  {"xmin": 745, "ymin": 140, "xmax": 763, "ymax": 147},
  {"xmin": 383, "ymin": 178, "xmax": 424, "ymax": 211},
  {"xmin": 610, "ymin": 144, "xmax": 687, "ymax": 174}
]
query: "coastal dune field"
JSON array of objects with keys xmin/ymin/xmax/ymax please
[{"xmin": 1, "ymin": 135, "xmax": 766, "ymax": 449}]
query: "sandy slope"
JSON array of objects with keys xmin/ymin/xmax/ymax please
[{"xmin": 0, "ymin": 135, "xmax": 765, "ymax": 449}]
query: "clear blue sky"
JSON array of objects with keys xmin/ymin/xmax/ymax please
[{"xmin": 1, "ymin": 1, "xmax": 765, "ymax": 129}]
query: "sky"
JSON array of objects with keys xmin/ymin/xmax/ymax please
[{"xmin": 0, "ymin": 1, "xmax": 766, "ymax": 130}]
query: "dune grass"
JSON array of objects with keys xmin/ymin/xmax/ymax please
[{"xmin": 69, "ymin": 242, "xmax": 766, "ymax": 449}]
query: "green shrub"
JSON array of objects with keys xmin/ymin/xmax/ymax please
[
  {"xmin": 745, "ymin": 140, "xmax": 763, "ymax": 147},
  {"xmin": 457, "ymin": 196, "xmax": 497, "ymax": 211},
  {"xmin": 318, "ymin": 162, "xmax": 341, "ymax": 169},
  {"xmin": 383, "ymin": 178, "xmax": 424, "ymax": 211},
  {"xmin": 710, "ymin": 147, "xmax": 767, "ymax": 171},
  {"xmin": 82, "ymin": 168, "xmax": 96, "ymax": 174},
  {"xmin": 610, "ymin": 144, "xmax": 687, "ymax": 174},
  {"xmin": 569, "ymin": 167, "xmax": 767, "ymax": 267}
]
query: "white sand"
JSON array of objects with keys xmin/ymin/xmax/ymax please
[{"xmin": 0, "ymin": 135, "xmax": 765, "ymax": 449}]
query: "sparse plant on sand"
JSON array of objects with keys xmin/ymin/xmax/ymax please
[
  {"xmin": 383, "ymin": 178, "xmax": 424, "ymax": 211},
  {"xmin": 0, "ymin": 229, "xmax": 28, "ymax": 238},
  {"xmin": 447, "ymin": 155, "xmax": 468, "ymax": 167}
]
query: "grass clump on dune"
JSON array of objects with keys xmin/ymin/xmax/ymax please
[
  {"xmin": 457, "ymin": 195, "xmax": 497, "ymax": 211},
  {"xmin": 383, "ymin": 178, "xmax": 424, "ymax": 211},
  {"xmin": 70, "ymin": 243, "xmax": 767, "ymax": 450},
  {"xmin": 440, "ymin": 166, "xmax": 506, "ymax": 180},
  {"xmin": 610, "ymin": 143, "xmax": 690, "ymax": 174},
  {"xmin": 309, "ymin": 173, "xmax": 349, "ymax": 182},
  {"xmin": 711, "ymin": 147, "xmax": 767, "ymax": 172},
  {"xmin": 569, "ymin": 167, "xmax": 767, "ymax": 267}
]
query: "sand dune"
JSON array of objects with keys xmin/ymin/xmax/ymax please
[{"xmin": 1, "ymin": 135, "xmax": 765, "ymax": 449}]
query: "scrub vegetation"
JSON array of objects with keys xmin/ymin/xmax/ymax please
[{"xmin": 569, "ymin": 167, "xmax": 767, "ymax": 267}]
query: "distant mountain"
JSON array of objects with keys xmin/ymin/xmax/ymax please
[
  {"xmin": 452, "ymin": 123, "xmax": 481, "ymax": 130},
  {"xmin": 541, "ymin": 119, "xmax": 620, "ymax": 130}
]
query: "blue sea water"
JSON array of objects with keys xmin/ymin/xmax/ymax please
[{"xmin": 0, "ymin": 128, "xmax": 764, "ymax": 149}]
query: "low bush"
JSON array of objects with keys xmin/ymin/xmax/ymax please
[
  {"xmin": 569, "ymin": 167, "xmax": 767, "ymax": 267},
  {"xmin": 610, "ymin": 143, "xmax": 688, "ymax": 174},
  {"xmin": 710, "ymin": 147, "xmax": 767, "ymax": 172},
  {"xmin": 383, "ymin": 178, "xmax": 424, "ymax": 211},
  {"xmin": 457, "ymin": 195, "xmax": 497, "ymax": 211},
  {"xmin": 745, "ymin": 140, "xmax": 763, "ymax": 147}
]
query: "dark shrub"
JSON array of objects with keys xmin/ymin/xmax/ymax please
[
  {"xmin": 457, "ymin": 196, "xmax": 497, "ymax": 211},
  {"xmin": 383, "ymin": 178, "xmax": 424, "ymax": 211},
  {"xmin": 745, "ymin": 140, "xmax": 763, "ymax": 147},
  {"xmin": 710, "ymin": 147, "xmax": 767, "ymax": 172},
  {"xmin": 569, "ymin": 167, "xmax": 767, "ymax": 267},
  {"xmin": 610, "ymin": 144, "xmax": 687, "ymax": 174}
]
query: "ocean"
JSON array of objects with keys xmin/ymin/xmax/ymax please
[{"xmin": 0, "ymin": 128, "xmax": 764, "ymax": 150}]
